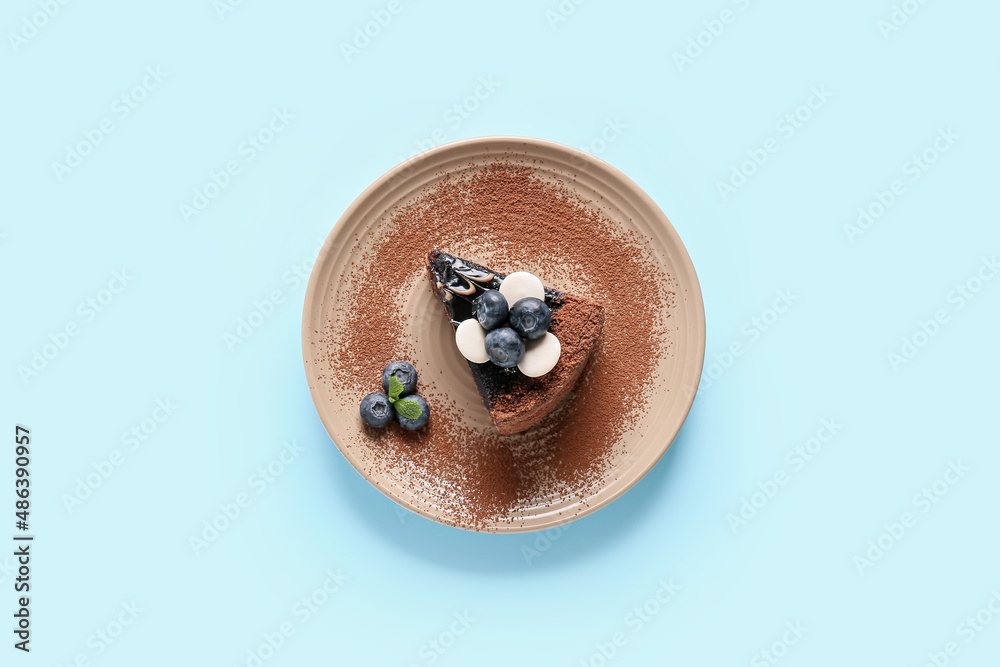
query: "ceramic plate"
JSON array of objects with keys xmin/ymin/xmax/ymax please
[{"xmin": 302, "ymin": 137, "xmax": 705, "ymax": 532}]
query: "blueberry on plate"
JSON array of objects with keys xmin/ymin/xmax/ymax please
[
  {"xmin": 474, "ymin": 290, "xmax": 509, "ymax": 330},
  {"xmin": 484, "ymin": 327, "xmax": 525, "ymax": 368},
  {"xmin": 382, "ymin": 360, "xmax": 417, "ymax": 396},
  {"xmin": 360, "ymin": 392, "xmax": 394, "ymax": 428},
  {"xmin": 395, "ymin": 395, "xmax": 430, "ymax": 430},
  {"xmin": 508, "ymin": 297, "xmax": 551, "ymax": 340}
]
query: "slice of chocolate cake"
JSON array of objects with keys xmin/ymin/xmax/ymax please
[{"xmin": 427, "ymin": 249, "xmax": 604, "ymax": 434}]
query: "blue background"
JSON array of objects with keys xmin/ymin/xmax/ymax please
[{"xmin": 3, "ymin": 0, "xmax": 999, "ymax": 665}]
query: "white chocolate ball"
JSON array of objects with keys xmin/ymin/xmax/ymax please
[
  {"xmin": 455, "ymin": 318, "xmax": 489, "ymax": 363},
  {"xmin": 499, "ymin": 271, "xmax": 544, "ymax": 306},
  {"xmin": 518, "ymin": 332, "xmax": 561, "ymax": 377}
]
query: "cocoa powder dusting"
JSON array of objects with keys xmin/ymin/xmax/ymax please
[{"xmin": 319, "ymin": 159, "xmax": 675, "ymax": 530}]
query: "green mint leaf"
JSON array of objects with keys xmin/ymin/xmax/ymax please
[
  {"xmin": 388, "ymin": 376, "xmax": 404, "ymax": 402},
  {"xmin": 394, "ymin": 399, "xmax": 422, "ymax": 420}
]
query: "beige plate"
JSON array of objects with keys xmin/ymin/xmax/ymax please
[{"xmin": 302, "ymin": 136, "xmax": 705, "ymax": 533}]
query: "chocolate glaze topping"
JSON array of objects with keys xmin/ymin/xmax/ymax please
[{"xmin": 429, "ymin": 250, "xmax": 564, "ymax": 326}]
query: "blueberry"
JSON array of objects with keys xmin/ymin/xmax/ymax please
[
  {"xmin": 396, "ymin": 395, "xmax": 430, "ymax": 430},
  {"xmin": 484, "ymin": 327, "xmax": 525, "ymax": 368},
  {"xmin": 382, "ymin": 360, "xmax": 417, "ymax": 395},
  {"xmin": 508, "ymin": 297, "xmax": 551, "ymax": 340},
  {"xmin": 474, "ymin": 290, "xmax": 509, "ymax": 330},
  {"xmin": 360, "ymin": 392, "xmax": 394, "ymax": 428}
]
